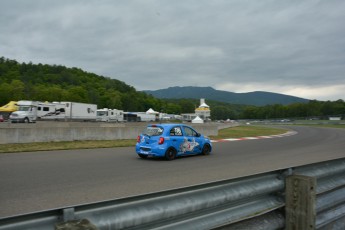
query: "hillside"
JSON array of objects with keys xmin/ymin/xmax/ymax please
[
  {"xmin": 144, "ymin": 86, "xmax": 309, "ymax": 106},
  {"xmin": 0, "ymin": 57, "xmax": 162, "ymax": 112}
]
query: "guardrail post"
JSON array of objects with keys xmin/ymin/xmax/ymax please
[
  {"xmin": 55, "ymin": 208, "xmax": 99, "ymax": 230},
  {"xmin": 285, "ymin": 175, "xmax": 316, "ymax": 230},
  {"xmin": 63, "ymin": 207, "xmax": 75, "ymax": 222}
]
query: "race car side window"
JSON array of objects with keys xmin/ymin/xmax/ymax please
[
  {"xmin": 170, "ymin": 127, "xmax": 183, "ymax": 136},
  {"xmin": 183, "ymin": 126, "xmax": 198, "ymax": 137}
]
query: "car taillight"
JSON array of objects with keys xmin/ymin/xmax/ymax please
[
  {"xmin": 158, "ymin": 137, "xmax": 164, "ymax": 145},
  {"xmin": 137, "ymin": 135, "xmax": 141, "ymax": 143}
]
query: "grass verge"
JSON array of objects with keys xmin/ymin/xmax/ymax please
[
  {"xmin": 209, "ymin": 125, "xmax": 287, "ymax": 140},
  {"xmin": 0, "ymin": 125, "xmax": 287, "ymax": 153}
]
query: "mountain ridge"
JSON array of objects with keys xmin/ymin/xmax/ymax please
[{"xmin": 144, "ymin": 86, "xmax": 309, "ymax": 106}]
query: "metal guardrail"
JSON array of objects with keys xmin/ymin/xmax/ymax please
[
  {"xmin": 294, "ymin": 159, "xmax": 345, "ymax": 229},
  {"xmin": 1, "ymin": 158, "xmax": 345, "ymax": 230}
]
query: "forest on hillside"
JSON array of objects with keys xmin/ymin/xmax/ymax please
[
  {"xmin": 0, "ymin": 57, "xmax": 344, "ymax": 120},
  {"xmin": 0, "ymin": 57, "xmax": 173, "ymax": 113}
]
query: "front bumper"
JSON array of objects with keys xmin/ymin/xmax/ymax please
[{"xmin": 9, "ymin": 118, "xmax": 26, "ymax": 123}]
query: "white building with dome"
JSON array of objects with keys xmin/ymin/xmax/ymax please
[
  {"xmin": 182, "ymin": 98, "xmax": 211, "ymax": 122},
  {"xmin": 195, "ymin": 98, "xmax": 211, "ymax": 121}
]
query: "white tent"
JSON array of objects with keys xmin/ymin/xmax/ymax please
[
  {"xmin": 146, "ymin": 108, "xmax": 159, "ymax": 114},
  {"xmin": 192, "ymin": 116, "xmax": 204, "ymax": 124}
]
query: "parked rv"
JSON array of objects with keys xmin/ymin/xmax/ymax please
[
  {"xmin": 38, "ymin": 102, "xmax": 65, "ymax": 119},
  {"xmin": 96, "ymin": 108, "xmax": 124, "ymax": 122},
  {"xmin": 9, "ymin": 101, "xmax": 97, "ymax": 123}
]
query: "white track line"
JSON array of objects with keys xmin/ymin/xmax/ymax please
[{"xmin": 211, "ymin": 130, "xmax": 298, "ymax": 143}]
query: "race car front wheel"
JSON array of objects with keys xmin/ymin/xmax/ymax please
[{"xmin": 202, "ymin": 144, "xmax": 211, "ymax": 155}]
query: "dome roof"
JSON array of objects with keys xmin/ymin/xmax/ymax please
[{"xmin": 199, "ymin": 102, "xmax": 209, "ymax": 108}]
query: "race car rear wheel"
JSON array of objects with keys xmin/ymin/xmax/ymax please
[{"xmin": 165, "ymin": 148, "xmax": 176, "ymax": 161}]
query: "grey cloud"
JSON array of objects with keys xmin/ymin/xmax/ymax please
[{"xmin": 1, "ymin": 0, "xmax": 344, "ymax": 100}]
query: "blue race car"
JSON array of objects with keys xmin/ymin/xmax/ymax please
[{"xmin": 136, "ymin": 124, "xmax": 212, "ymax": 160}]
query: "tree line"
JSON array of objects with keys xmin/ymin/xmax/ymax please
[
  {"xmin": 239, "ymin": 100, "xmax": 345, "ymax": 120},
  {"xmin": 1, "ymin": 57, "xmax": 344, "ymax": 120}
]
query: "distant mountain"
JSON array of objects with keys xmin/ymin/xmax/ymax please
[{"xmin": 144, "ymin": 86, "xmax": 309, "ymax": 106}]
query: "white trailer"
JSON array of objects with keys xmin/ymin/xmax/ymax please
[
  {"xmin": 96, "ymin": 108, "xmax": 124, "ymax": 122},
  {"xmin": 60, "ymin": 102, "xmax": 97, "ymax": 121},
  {"xmin": 38, "ymin": 101, "xmax": 97, "ymax": 121}
]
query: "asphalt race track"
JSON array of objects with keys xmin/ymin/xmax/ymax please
[{"xmin": 0, "ymin": 126, "xmax": 344, "ymax": 218}]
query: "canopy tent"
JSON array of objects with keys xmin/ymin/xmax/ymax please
[
  {"xmin": 192, "ymin": 116, "xmax": 204, "ymax": 124},
  {"xmin": 0, "ymin": 101, "xmax": 18, "ymax": 120},
  {"xmin": 0, "ymin": 101, "xmax": 18, "ymax": 112},
  {"xmin": 146, "ymin": 108, "xmax": 159, "ymax": 114}
]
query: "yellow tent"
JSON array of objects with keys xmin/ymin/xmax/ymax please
[{"xmin": 0, "ymin": 101, "xmax": 18, "ymax": 112}]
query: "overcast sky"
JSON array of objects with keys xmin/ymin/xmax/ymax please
[{"xmin": 1, "ymin": 0, "xmax": 345, "ymax": 101}]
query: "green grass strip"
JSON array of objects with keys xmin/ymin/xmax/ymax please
[{"xmin": 210, "ymin": 125, "xmax": 287, "ymax": 140}]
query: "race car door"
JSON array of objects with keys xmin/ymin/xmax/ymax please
[
  {"xmin": 181, "ymin": 126, "xmax": 202, "ymax": 154},
  {"xmin": 169, "ymin": 126, "xmax": 185, "ymax": 154}
]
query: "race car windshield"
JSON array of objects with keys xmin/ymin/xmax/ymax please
[{"xmin": 143, "ymin": 127, "xmax": 164, "ymax": 136}]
